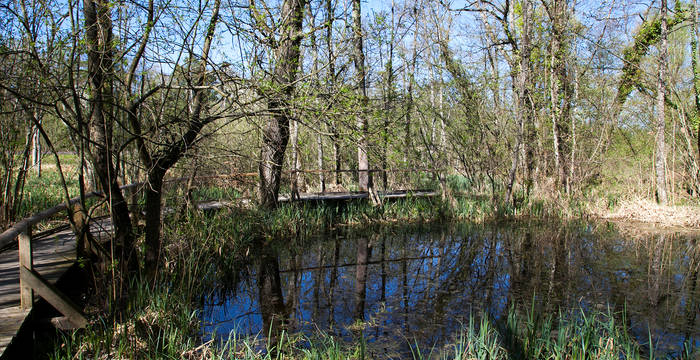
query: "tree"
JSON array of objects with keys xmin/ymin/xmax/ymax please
[
  {"xmin": 258, "ymin": 0, "xmax": 308, "ymax": 208},
  {"xmin": 655, "ymin": 0, "xmax": 669, "ymax": 204},
  {"xmin": 543, "ymin": 0, "xmax": 573, "ymax": 194},
  {"xmin": 378, "ymin": 2, "xmax": 397, "ymax": 189},
  {"xmin": 84, "ymin": 0, "xmax": 137, "ymax": 272},
  {"xmin": 691, "ymin": 0, "xmax": 700, "ymax": 179},
  {"xmin": 404, "ymin": 4, "xmax": 419, "ymax": 172},
  {"xmin": 325, "ymin": 0, "xmax": 342, "ymax": 186},
  {"xmin": 352, "ymin": 0, "xmax": 371, "ymax": 193},
  {"xmin": 137, "ymin": 0, "xmax": 223, "ymax": 273},
  {"xmin": 473, "ymin": 0, "xmax": 535, "ymax": 204}
]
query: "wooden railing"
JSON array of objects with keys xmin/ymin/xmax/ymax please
[
  {"xmin": 0, "ymin": 182, "xmax": 143, "ymax": 328},
  {"xmin": 0, "ymin": 168, "xmax": 437, "ymax": 329},
  {"xmin": 0, "ymin": 174, "xmax": 253, "ymax": 328}
]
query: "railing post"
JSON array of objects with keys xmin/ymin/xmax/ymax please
[{"xmin": 19, "ymin": 225, "xmax": 33, "ymax": 309}]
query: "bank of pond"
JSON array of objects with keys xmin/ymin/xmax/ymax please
[{"xmin": 49, "ymin": 203, "xmax": 700, "ymax": 359}]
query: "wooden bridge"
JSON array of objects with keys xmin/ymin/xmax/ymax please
[{"xmin": 0, "ymin": 173, "xmax": 437, "ymax": 358}]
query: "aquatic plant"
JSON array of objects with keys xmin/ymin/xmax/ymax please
[{"xmin": 48, "ymin": 202, "xmax": 700, "ymax": 359}]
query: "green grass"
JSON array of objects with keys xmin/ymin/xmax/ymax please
[
  {"xmin": 408, "ymin": 307, "xmax": 650, "ymax": 360},
  {"xmin": 0, "ymin": 153, "xmax": 84, "ymax": 231},
  {"xmin": 190, "ymin": 184, "xmax": 242, "ymax": 202},
  {"xmin": 19, "ymin": 170, "xmax": 80, "ymax": 217}
]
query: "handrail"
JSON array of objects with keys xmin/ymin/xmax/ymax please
[
  {"xmin": 0, "ymin": 169, "xmax": 434, "ymax": 330},
  {"xmin": 0, "ymin": 180, "xmax": 156, "ymax": 329},
  {"xmin": 0, "ymin": 182, "xmax": 144, "ymax": 250},
  {"xmin": 0, "ymin": 168, "xmax": 435, "ymax": 249},
  {"xmin": 0, "ymin": 173, "xmax": 256, "ymax": 250}
]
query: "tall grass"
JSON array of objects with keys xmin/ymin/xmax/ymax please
[
  {"xmin": 18, "ymin": 169, "xmax": 80, "ymax": 218},
  {"xmin": 409, "ymin": 308, "xmax": 649, "ymax": 360},
  {"xmin": 47, "ymin": 195, "xmax": 699, "ymax": 359},
  {"xmin": 54, "ymin": 290, "xmax": 690, "ymax": 360}
]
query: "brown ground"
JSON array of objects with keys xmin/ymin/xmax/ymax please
[{"xmin": 600, "ymin": 199, "xmax": 700, "ymax": 231}]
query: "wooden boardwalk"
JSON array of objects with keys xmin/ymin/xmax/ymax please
[
  {"xmin": 280, "ymin": 190, "xmax": 437, "ymax": 202},
  {"xmin": 0, "ymin": 227, "xmax": 79, "ymax": 353},
  {"xmin": 0, "ymin": 189, "xmax": 435, "ymax": 357}
]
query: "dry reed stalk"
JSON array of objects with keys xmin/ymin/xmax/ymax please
[{"xmin": 602, "ymin": 198, "xmax": 700, "ymax": 229}]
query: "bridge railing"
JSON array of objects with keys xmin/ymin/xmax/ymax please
[
  {"xmin": 0, "ymin": 182, "xmax": 143, "ymax": 328},
  {"xmin": 0, "ymin": 168, "xmax": 440, "ymax": 328},
  {"xmin": 283, "ymin": 168, "xmax": 443, "ymax": 201},
  {"xmin": 0, "ymin": 174, "xmax": 252, "ymax": 328}
]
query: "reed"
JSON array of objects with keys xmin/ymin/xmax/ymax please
[
  {"xmin": 47, "ymin": 199, "xmax": 698, "ymax": 359},
  {"xmin": 55, "ymin": 295, "xmax": 695, "ymax": 359}
]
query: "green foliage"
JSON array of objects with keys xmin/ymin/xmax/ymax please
[
  {"xmin": 616, "ymin": 5, "xmax": 688, "ymax": 106},
  {"xmin": 52, "ymin": 282, "xmax": 201, "ymax": 359},
  {"xmin": 446, "ymin": 174, "xmax": 472, "ymax": 193},
  {"xmin": 411, "ymin": 306, "xmax": 685, "ymax": 360},
  {"xmin": 54, "ymin": 282, "xmax": 684, "ymax": 360}
]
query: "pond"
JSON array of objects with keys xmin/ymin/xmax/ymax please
[{"xmin": 201, "ymin": 220, "xmax": 700, "ymax": 357}]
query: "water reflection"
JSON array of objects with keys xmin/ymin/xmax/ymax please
[
  {"xmin": 202, "ymin": 221, "xmax": 700, "ymax": 357},
  {"xmin": 256, "ymin": 243, "xmax": 286, "ymax": 340},
  {"xmin": 354, "ymin": 236, "xmax": 372, "ymax": 322}
]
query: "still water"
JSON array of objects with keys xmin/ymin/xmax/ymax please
[{"xmin": 201, "ymin": 220, "xmax": 700, "ymax": 356}]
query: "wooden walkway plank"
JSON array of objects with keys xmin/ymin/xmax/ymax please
[
  {"xmin": 279, "ymin": 190, "xmax": 437, "ymax": 202},
  {"xmin": 0, "ymin": 223, "xmax": 101, "ymax": 355}
]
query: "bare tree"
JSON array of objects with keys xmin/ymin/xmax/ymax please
[
  {"xmin": 655, "ymin": 0, "xmax": 669, "ymax": 204},
  {"xmin": 138, "ymin": 0, "xmax": 222, "ymax": 273},
  {"xmin": 352, "ymin": 0, "xmax": 370, "ymax": 193},
  {"xmin": 504, "ymin": 0, "xmax": 534, "ymax": 204},
  {"xmin": 324, "ymin": 0, "xmax": 343, "ymax": 186},
  {"xmin": 84, "ymin": 0, "xmax": 137, "ymax": 271},
  {"xmin": 692, "ymin": 0, "xmax": 700, "ymax": 168},
  {"xmin": 542, "ymin": 0, "xmax": 573, "ymax": 194},
  {"xmin": 258, "ymin": 0, "xmax": 308, "ymax": 208}
]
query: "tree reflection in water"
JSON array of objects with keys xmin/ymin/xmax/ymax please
[
  {"xmin": 202, "ymin": 221, "xmax": 700, "ymax": 357},
  {"xmin": 256, "ymin": 242, "xmax": 286, "ymax": 344}
]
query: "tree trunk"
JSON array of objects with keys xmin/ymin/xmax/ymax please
[
  {"xmin": 549, "ymin": 0, "xmax": 571, "ymax": 193},
  {"xmin": 317, "ymin": 133, "xmax": 325, "ymax": 192},
  {"xmin": 308, "ymin": 6, "xmax": 325, "ymax": 193},
  {"xmin": 523, "ymin": 7, "xmax": 536, "ymax": 195},
  {"xmin": 290, "ymin": 119, "xmax": 300, "ymax": 199},
  {"xmin": 32, "ymin": 122, "xmax": 41, "ymax": 178},
  {"xmin": 332, "ymin": 131, "xmax": 341, "ymax": 186},
  {"xmin": 259, "ymin": 0, "xmax": 307, "ymax": 208},
  {"xmin": 381, "ymin": 1, "xmax": 396, "ymax": 191},
  {"xmin": 140, "ymin": 0, "xmax": 220, "ymax": 274},
  {"xmin": 569, "ymin": 21, "xmax": 580, "ymax": 195},
  {"xmin": 692, "ymin": 0, "xmax": 700, "ymax": 164},
  {"xmin": 84, "ymin": 0, "xmax": 136, "ymax": 271},
  {"xmin": 352, "ymin": 0, "xmax": 370, "ymax": 192},
  {"xmin": 73, "ymin": 202, "xmax": 97, "ymax": 260},
  {"xmin": 506, "ymin": 0, "xmax": 532, "ymax": 205},
  {"xmin": 404, "ymin": 7, "xmax": 418, "ymax": 170},
  {"xmin": 260, "ymin": 105, "xmax": 290, "ymax": 208},
  {"xmin": 325, "ymin": 0, "xmax": 341, "ymax": 187},
  {"xmin": 655, "ymin": 0, "xmax": 669, "ymax": 204},
  {"xmin": 144, "ymin": 168, "xmax": 165, "ymax": 273},
  {"xmin": 550, "ymin": 54, "xmax": 562, "ymax": 182},
  {"xmin": 7, "ymin": 123, "xmax": 32, "ymax": 224}
]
